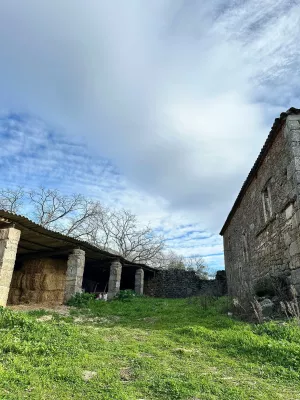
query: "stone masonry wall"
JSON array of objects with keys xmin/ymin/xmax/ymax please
[
  {"xmin": 0, "ymin": 228, "xmax": 21, "ymax": 306},
  {"xmin": 223, "ymin": 115, "xmax": 300, "ymax": 298},
  {"xmin": 64, "ymin": 249, "xmax": 85, "ymax": 302},
  {"xmin": 144, "ymin": 270, "xmax": 226, "ymax": 298}
]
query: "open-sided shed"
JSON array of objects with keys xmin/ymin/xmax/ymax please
[{"xmin": 0, "ymin": 210, "xmax": 156, "ymax": 306}]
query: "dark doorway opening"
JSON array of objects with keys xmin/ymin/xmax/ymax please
[
  {"xmin": 120, "ymin": 267, "xmax": 136, "ymax": 290},
  {"xmin": 83, "ymin": 262, "xmax": 110, "ymax": 293}
]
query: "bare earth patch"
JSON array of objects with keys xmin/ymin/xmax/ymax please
[
  {"xmin": 36, "ymin": 315, "xmax": 53, "ymax": 322},
  {"xmin": 120, "ymin": 367, "xmax": 134, "ymax": 382},
  {"xmin": 82, "ymin": 370, "xmax": 97, "ymax": 382},
  {"xmin": 8, "ymin": 304, "xmax": 71, "ymax": 316}
]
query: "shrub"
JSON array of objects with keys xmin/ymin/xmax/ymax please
[
  {"xmin": 116, "ymin": 290, "xmax": 138, "ymax": 301},
  {"xmin": 66, "ymin": 292, "xmax": 96, "ymax": 307}
]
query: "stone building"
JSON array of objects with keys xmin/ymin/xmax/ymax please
[
  {"xmin": 220, "ymin": 108, "xmax": 300, "ymax": 298},
  {"xmin": 0, "ymin": 209, "xmax": 154, "ymax": 307}
]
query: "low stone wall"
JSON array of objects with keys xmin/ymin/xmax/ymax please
[{"xmin": 144, "ymin": 269, "xmax": 227, "ymax": 298}]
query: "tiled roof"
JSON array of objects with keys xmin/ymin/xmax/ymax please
[{"xmin": 220, "ymin": 107, "xmax": 300, "ymax": 235}]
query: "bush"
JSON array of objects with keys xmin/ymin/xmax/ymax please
[
  {"xmin": 116, "ymin": 290, "xmax": 138, "ymax": 302},
  {"xmin": 66, "ymin": 292, "xmax": 96, "ymax": 307}
]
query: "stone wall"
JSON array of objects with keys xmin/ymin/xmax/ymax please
[
  {"xmin": 223, "ymin": 115, "xmax": 300, "ymax": 298},
  {"xmin": 144, "ymin": 269, "xmax": 226, "ymax": 298}
]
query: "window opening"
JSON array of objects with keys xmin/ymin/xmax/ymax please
[{"xmin": 262, "ymin": 185, "xmax": 272, "ymax": 222}]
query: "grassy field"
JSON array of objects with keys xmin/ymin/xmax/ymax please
[{"xmin": 1, "ymin": 296, "xmax": 300, "ymax": 400}]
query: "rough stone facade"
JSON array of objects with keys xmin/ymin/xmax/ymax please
[
  {"xmin": 107, "ymin": 260, "xmax": 122, "ymax": 300},
  {"xmin": 144, "ymin": 269, "xmax": 227, "ymax": 298},
  {"xmin": 221, "ymin": 111, "xmax": 300, "ymax": 298},
  {"xmin": 0, "ymin": 228, "xmax": 21, "ymax": 306},
  {"xmin": 135, "ymin": 268, "xmax": 144, "ymax": 295},
  {"xmin": 64, "ymin": 249, "xmax": 85, "ymax": 302}
]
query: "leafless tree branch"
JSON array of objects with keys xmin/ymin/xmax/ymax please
[
  {"xmin": 0, "ymin": 187, "xmax": 24, "ymax": 213},
  {"xmin": 0, "ymin": 186, "xmax": 166, "ymax": 265}
]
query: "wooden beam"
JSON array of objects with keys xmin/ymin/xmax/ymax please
[
  {"xmin": 0, "ymin": 222, "xmax": 15, "ymax": 229},
  {"xmin": 20, "ymin": 238, "xmax": 58, "ymax": 250},
  {"xmin": 17, "ymin": 247, "xmax": 74, "ymax": 262}
]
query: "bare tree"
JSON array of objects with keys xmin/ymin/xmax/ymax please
[
  {"xmin": 0, "ymin": 187, "xmax": 24, "ymax": 213},
  {"xmin": 60, "ymin": 200, "xmax": 104, "ymax": 240},
  {"xmin": 186, "ymin": 256, "xmax": 209, "ymax": 279},
  {"xmin": 92, "ymin": 209, "xmax": 165, "ymax": 264},
  {"xmin": 0, "ymin": 185, "xmax": 166, "ymax": 265},
  {"xmin": 157, "ymin": 250, "xmax": 186, "ymax": 270},
  {"xmin": 158, "ymin": 251, "xmax": 209, "ymax": 278},
  {"xmin": 28, "ymin": 188, "xmax": 86, "ymax": 229}
]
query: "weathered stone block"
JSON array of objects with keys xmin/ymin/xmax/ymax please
[
  {"xmin": 135, "ymin": 268, "xmax": 144, "ymax": 295},
  {"xmin": 290, "ymin": 240, "xmax": 300, "ymax": 257},
  {"xmin": 291, "ymin": 268, "xmax": 300, "ymax": 287},
  {"xmin": 259, "ymin": 298, "xmax": 274, "ymax": 317},
  {"xmin": 289, "ymin": 130, "xmax": 300, "ymax": 142},
  {"xmin": 64, "ymin": 249, "xmax": 85, "ymax": 302},
  {"xmin": 287, "ymin": 115, "xmax": 300, "ymax": 122},
  {"xmin": 0, "ymin": 228, "xmax": 21, "ymax": 307},
  {"xmin": 107, "ymin": 260, "xmax": 122, "ymax": 300},
  {"xmin": 285, "ymin": 203, "xmax": 294, "ymax": 220},
  {"xmin": 287, "ymin": 120, "xmax": 300, "ymax": 130}
]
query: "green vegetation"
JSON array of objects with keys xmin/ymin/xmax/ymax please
[
  {"xmin": 115, "ymin": 289, "xmax": 139, "ymax": 301},
  {"xmin": 66, "ymin": 292, "xmax": 96, "ymax": 307},
  {"xmin": 1, "ymin": 297, "xmax": 300, "ymax": 399}
]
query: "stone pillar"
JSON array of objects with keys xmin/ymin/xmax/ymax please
[
  {"xmin": 64, "ymin": 249, "xmax": 85, "ymax": 302},
  {"xmin": 0, "ymin": 227, "xmax": 21, "ymax": 307},
  {"xmin": 135, "ymin": 268, "xmax": 144, "ymax": 295},
  {"xmin": 107, "ymin": 260, "xmax": 122, "ymax": 300}
]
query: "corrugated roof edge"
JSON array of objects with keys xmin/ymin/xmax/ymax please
[
  {"xmin": 220, "ymin": 107, "xmax": 300, "ymax": 236},
  {"xmin": 0, "ymin": 209, "xmax": 156, "ymax": 271}
]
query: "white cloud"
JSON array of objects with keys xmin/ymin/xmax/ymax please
[
  {"xmin": 0, "ymin": 0, "xmax": 300, "ymax": 269},
  {"xmin": 0, "ymin": 114, "xmax": 224, "ymax": 270}
]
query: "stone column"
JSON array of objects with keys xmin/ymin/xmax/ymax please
[
  {"xmin": 64, "ymin": 249, "xmax": 85, "ymax": 302},
  {"xmin": 107, "ymin": 260, "xmax": 122, "ymax": 300},
  {"xmin": 0, "ymin": 227, "xmax": 21, "ymax": 307},
  {"xmin": 135, "ymin": 268, "xmax": 144, "ymax": 295}
]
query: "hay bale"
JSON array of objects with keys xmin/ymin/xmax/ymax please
[
  {"xmin": 20, "ymin": 290, "xmax": 42, "ymax": 303},
  {"xmin": 8, "ymin": 257, "xmax": 67, "ymax": 305},
  {"xmin": 41, "ymin": 290, "xmax": 64, "ymax": 303},
  {"xmin": 10, "ymin": 271, "xmax": 23, "ymax": 289},
  {"xmin": 8, "ymin": 288, "xmax": 21, "ymax": 305},
  {"xmin": 42, "ymin": 273, "xmax": 65, "ymax": 291}
]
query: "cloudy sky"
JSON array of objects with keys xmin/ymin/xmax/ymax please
[{"xmin": 0, "ymin": 0, "xmax": 300, "ymax": 273}]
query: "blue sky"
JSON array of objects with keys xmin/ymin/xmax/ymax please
[{"xmin": 0, "ymin": 0, "xmax": 300, "ymax": 274}]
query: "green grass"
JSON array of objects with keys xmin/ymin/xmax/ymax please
[{"xmin": 1, "ymin": 297, "xmax": 300, "ymax": 399}]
